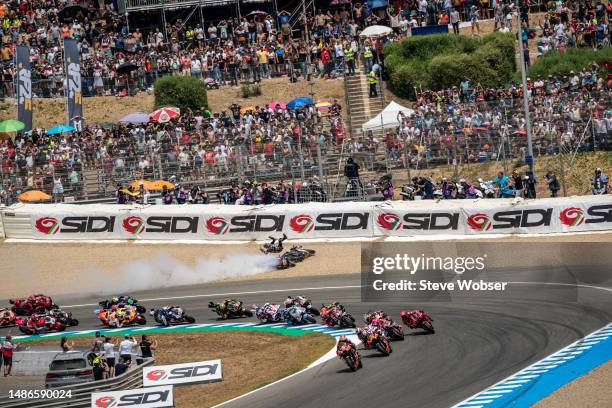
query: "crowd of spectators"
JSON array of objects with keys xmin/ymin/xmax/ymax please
[
  {"xmin": 537, "ymin": 1, "xmax": 612, "ymax": 56},
  {"xmin": 376, "ymin": 65, "xmax": 612, "ymax": 171},
  {"xmin": 0, "ymin": 0, "xmax": 572, "ymax": 98},
  {"xmin": 0, "ymin": 99, "xmax": 346, "ymax": 204}
]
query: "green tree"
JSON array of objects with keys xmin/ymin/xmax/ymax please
[{"xmin": 154, "ymin": 76, "xmax": 209, "ymax": 112}]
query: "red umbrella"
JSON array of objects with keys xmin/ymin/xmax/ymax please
[
  {"xmin": 513, "ymin": 130, "xmax": 527, "ymax": 136},
  {"xmin": 150, "ymin": 107, "xmax": 180, "ymax": 123}
]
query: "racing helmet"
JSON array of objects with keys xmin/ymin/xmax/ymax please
[
  {"xmin": 339, "ymin": 335, "xmax": 348, "ymax": 342},
  {"xmin": 116, "ymin": 310, "xmax": 125, "ymax": 319}
]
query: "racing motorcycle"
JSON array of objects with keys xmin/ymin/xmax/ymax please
[
  {"xmin": 284, "ymin": 296, "xmax": 320, "ymax": 316},
  {"xmin": 276, "ymin": 254, "xmax": 296, "ymax": 270},
  {"xmin": 208, "ymin": 300, "xmax": 253, "ymax": 319},
  {"xmin": 10, "ymin": 294, "xmax": 57, "ymax": 315},
  {"xmin": 98, "ymin": 296, "xmax": 147, "ymax": 314},
  {"xmin": 150, "ymin": 307, "xmax": 195, "ymax": 326},
  {"xmin": 400, "ymin": 310, "xmax": 435, "ymax": 334},
  {"xmin": 47, "ymin": 309, "xmax": 79, "ymax": 327},
  {"xmin": 0, "ymin": 308, "xmax": 18, "ymax": 327},
  {"xmin": 18, "ymin": 314, "xmax": 66, "ymax": 335},
  {"xmin": 282, "ymin": 246, "xmax": 316, "ymax": 263},
  {"xmin": 96, "ymin": 306, "xmax": 146, "ymax": 327},
  {"xmin": 320, "ymin": 306, "xmax": 356, "ymax": 328},
  {"xmin": 357, "ymin": 326, "xmax": 392, "ymax": 356},
  {"xmin": 337, "ymin": 340, "xmax": 362, "ymax": 371},
  {"xmin": 252, "ymin": 303, "xmax": 285, "ymax": 324},
  {"xmin": 283, "ymin": 305, "xmax": 316, "ymax": 326},
  {"xmin": 364, "ymin": 311, "xmax": 404, "ymax": 341}
]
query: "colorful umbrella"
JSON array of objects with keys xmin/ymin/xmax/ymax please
[
  {"xmin": 150, "ymin": 180, "xmax": 175, "ymax": 191},
  {"xmin": 46, "ymin": 124, "xmax": 76, "ymax": 135},
  {"xmin": 18, "ymin": 190, "xmax": 52, "ymax": 202},
  {"xmin": 0, "ymin": 120, "xmax": 25, "ymax": 133},
  {"xmin": 119, "ymin": 112, "xmax": 150, "ymax": 124},
  {"xmin": 150, "ymin": 107, "xmax": 180, "ymax": 123},
  {"xmin": 267, "ymin": 102, "xmax": 287, "ymax": 110},
  {"xmin": 287, "ymin": 97, "xmax": 314, "ymax": 110},
  {"xmin": 315, "ymin": 101, "xmax": 333, "ymax": 109},
  {"xmin": 130, "ymin": 180, "xmax": 156, "ymax": 190}
]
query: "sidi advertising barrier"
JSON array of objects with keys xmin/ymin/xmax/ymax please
[
  {"xmin": 143, "ymin": 360, "xmax": 223, "ymax": 387},
  {"xmin": 13, "ymin": 195, "xmax": 612, "ymax": 241},
  {"xmin": 91, "ymin": 385, "xmax": 173, "ymax": 408}
]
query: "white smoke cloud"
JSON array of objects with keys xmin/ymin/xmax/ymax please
[{"xmin": 80, "ymin": 253, "xmax": 278, "ymax": 298}]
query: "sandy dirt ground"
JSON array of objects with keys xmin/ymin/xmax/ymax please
[
  {"xmin": 1, "ymin": 332, "xmax": 334, "ymax": 407},
  {"xmin": 535, "ymin": 359, "xmax": 612, "ymax": 408}
]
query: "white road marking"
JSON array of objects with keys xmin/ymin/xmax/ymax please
[{"xmin": 61, "ymin": 285, "xmax": 363, "ymax": 308}]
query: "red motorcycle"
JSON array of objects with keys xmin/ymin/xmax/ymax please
[
  {"xmin": 10, "ymin": 294, "xmax": 57, "ymax": 315},
  {"xmin": 337, "ymin": 340, "xmax": 362, "ymax": 371},
  {"xmin": 320, "ymin": 306, "xmax": 356, "ymax": 328},
  {"xmin": 365, "ymin": 312, "xmax": 404, "ymax": 341},
  {"xmin": 400, "ymin": 310, "xmax": 435, "ymax": 334},
  {"xmin": 18, "ymin": 314, "xmax": 66, "ymax": 335},
  {"xmin": 357, "ymin": 327, "xmax": 392, "ymax": 356},
  {"xmin": 0, "ymin": 308, "xmax": 18, "ymax": 327}
]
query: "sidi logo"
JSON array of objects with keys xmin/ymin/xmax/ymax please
[
  {"xmin": 206, "ymin": 217, "xmax": 229, "ymax": 235},
  {"xmin": 35, "ymin": 216, "xmax": 115, "ymax": 234},
  {"xmin": 94, "ymin": 396, "xmax": 117, "ymax": 408},
  {"xmin": 467, "ymin": 213, "xmax": 492, "ymax": 232},
  {"xmin": 91, "ymin": 386, "xmax": 173, "ymax": 408},
  {"xmin": 290, "ymin": 214, "xmax": 315, "ymax": 233},
  {"xmin": 146, "ymin": 369, "xmax": 168, "ymax": 381},
  {"xmin": 143, "ymin": 360, "xmax": 223, "ymax": 386},
  {"xmin": 376, "ymin": 213, "xmax": 401, "ymax": 231},
  {"xmin": 559, "ymin": 207, "xmax": 585, "ymax": 227},
  {"xmin": 35, "ymin": 217, "xmax": 59, "ymax": 234},
  {"xmin": 122, "ymin": 216, "xmax": 145, "ymax": 234}
]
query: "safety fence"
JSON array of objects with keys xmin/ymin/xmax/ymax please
[
  {"xmin": 2, "ymin": 195, "xmax": 611, "ymax": 241},
  {"xmin": 0, "ymin": 358, "xmax": 155, "ymax": 408}
]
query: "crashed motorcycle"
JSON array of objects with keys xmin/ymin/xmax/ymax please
[
  {"xmin": 337, "ymin": 341, "xmax": 362, "ymax": 371},
  {"xmin": 400, "ymin": 310, "xmax": 435, "ymax": 334},
  {"xmin": 150, "ymin": 307, "xmax": 195, "ymax": 326},
  {"xmin": 98, "ymin": 296, "xmax": 147, "ymax": 314},
  {"xmin": 208, "ymin": 300, "xmax": 253, "ymax": 319},
  {"xmin": 283, "ymin": 305, "xmax": 316, "ymax": 326},
  {"xmin": 282, "ymin": 246, "xmax": 316, "ymax": 263},
  {"xmin": 47, "ymin": 309, "xmax": 79, "ymax": 327},
  {"xmin": 320, "ymin": 306, "xmax": 356, "ymax": 328},
  {"xmin": 276, "ymin": 254, "xmax": 296, "ymax": 270},
  {"xmin": 10, "ymin": 294, "xmax": 57, "ymax": 315},
  {"xmin": 18, "ymin": 314, "xmax": 66, "ymax": 335},
  {"xmin": 96, "ymin": 306, "xmax": 146, "ymax": 327},
  {"xmin": 0, "ymin": 308, "xmax": 18, "ymax": 327},
  {"xmin": 253, "ymin": 303, "xmax": 285, "ymax": 323}
]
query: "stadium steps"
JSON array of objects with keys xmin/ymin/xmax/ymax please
[{"xmin": 343, "ymin": 69, "xmax": 384, "ymax": 139}]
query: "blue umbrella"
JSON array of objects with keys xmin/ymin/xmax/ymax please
[
  {"xmin": 46, "ymin": 124, "xmax": 76, "ymax": 135},
  {"xmin": 287, "ymin": 97, "xmax": 314, "ymax": 110},
  {"xmin": 119, "ymin": 112, "xmax": 150, "ymax": 124}
]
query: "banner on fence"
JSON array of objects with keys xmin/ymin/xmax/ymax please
[
  {"xmin": 16, "ymin": 45, "xmax": 32, "ymax": 132},
  {"xmin": 91, "ymin": 385, "xmax": 173, "ymax": 408},
  {"xmin": 23, "ymin": 196, "xmax": 612, "ymax": 240},
  {"xmin": 63, "ymin": 38, "xmax": 83, "ymax": 130},
  {"xmin": 143, "ymin": 360, "xmax": 223, "ymax": 387}
]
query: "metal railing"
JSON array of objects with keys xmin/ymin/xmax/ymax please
[{"xmin": 0, "ymin": 358, "xmax": 155, "ymax": 408}]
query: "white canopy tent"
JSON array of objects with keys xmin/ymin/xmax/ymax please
[{"xmin": 361, "ymin": 101, "xmax": 415, "ymax": 133}]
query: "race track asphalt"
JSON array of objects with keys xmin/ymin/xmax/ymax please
[{"xmin": 1, "ymin": 270, "xmax": 611, "ymax": 408}]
